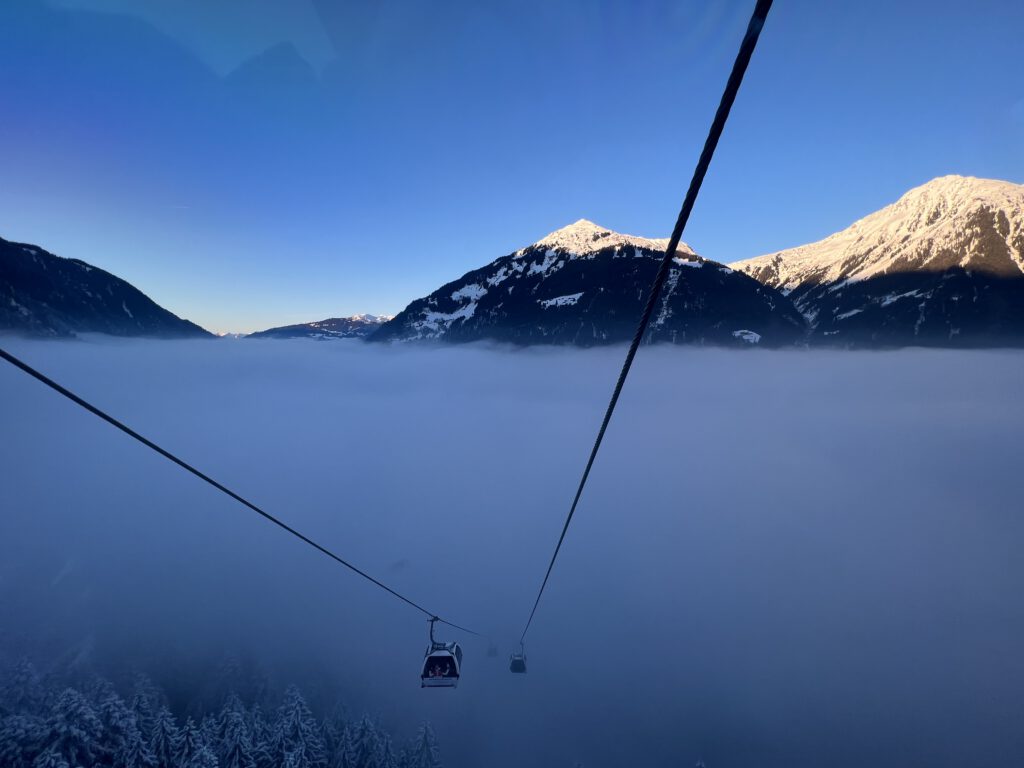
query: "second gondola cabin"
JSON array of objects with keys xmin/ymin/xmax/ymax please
[
  {"xmin": 509, "ymin": 651, "xmax": 527, "ymax": 674},
  {"xmin": 421, "ymin": 641, "xmax": 463, "ymax": 688}
]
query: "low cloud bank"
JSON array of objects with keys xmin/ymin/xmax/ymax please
[{"xmin": 1, "ymin": 338, "xmax": 1022, "ymax": 767}]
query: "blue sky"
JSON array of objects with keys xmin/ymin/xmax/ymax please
[{"xmin": 1, "ymin": 0, "xmax": 1021, "ymax": 333}]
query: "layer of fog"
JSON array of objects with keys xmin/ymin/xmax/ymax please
[{"xmin": 1, "ymin": 338, "xmax": 1022, "ymax": 767}]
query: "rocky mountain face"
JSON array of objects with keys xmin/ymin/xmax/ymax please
[
  {"xmin": 731, "ymin": 176, "xmax": 1024, "ymax": 346},
  {"xmin": 0, "ymin": 236, "xmax": 211, "ymax": 338},
  {"xmin": 248, "ymin": 315, "xmax": 392, "ymax": 339},
  {"xmin": 371, "ymin": 220, "xmax": 807, "ymax": 347}
]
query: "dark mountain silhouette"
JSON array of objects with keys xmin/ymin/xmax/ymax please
[{"xmin": 0, "ymin": 236, "xmax": 211, "ymax": 338}]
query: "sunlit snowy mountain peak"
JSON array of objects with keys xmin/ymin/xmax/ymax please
[
  {"xmin": 730, "ymin": 175, "xmax": 1024, "ymax": 345},
  {"xmin": 372, "ymin": 220, "xmax": 805, "ymax": 346},
  {"xmin": 530, "ymin": 218, "xmax": 696, "ymax": 259},
  {"xmin": 732, "ymin": 175, "xmax": 1024, "ymax": 292}
]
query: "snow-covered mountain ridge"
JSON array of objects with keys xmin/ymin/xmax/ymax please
[
  {"xmin": 732, "ymin": 176, "xmax": 1024, "ymax": 293},
  {"xmin": 248, "ymin": 314, "xmax": 393, "ymax": 340},
  {"xmin": 729, "ymin": 176, "xmax": 1024, "ymax": 345},
  {"xmin": 372, "ymin": 220, "xmax": 806, "ymax": 346}
]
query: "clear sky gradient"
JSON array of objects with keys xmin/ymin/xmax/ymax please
[{"xmin": 2, "ymin": 0, "xmax": 1022, "ymax": 333}]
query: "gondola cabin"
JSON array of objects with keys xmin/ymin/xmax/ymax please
[
  {"xmin": 509, "ymin": 652, "xmax": 527, "ymax": 674},
  {"xmin": 421, "ymin": 641, "xmax": 463, "ymax": 688}
]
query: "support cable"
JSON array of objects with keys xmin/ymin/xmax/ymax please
[
  {"xmin": 519, "ymin": 0, "xmax": 774, "ymax": 645},
  {"xmin": 0, "ymin": 345, "xmax": 481, "ymax": 637}
]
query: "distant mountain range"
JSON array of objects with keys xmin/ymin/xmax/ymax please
[
  {"xmin": 731, "ymin": 175, "xmax": 1024, "ymax": 346},
  {"xmin": 0, "ymin": 236, "xmax": 210, "ymax": 339},
  {"xmin": 3, "ymin": 175, "xmax": 1022, "ymax": 347},
  {"xmin": 373, "ymin": 175, "xmax": 1024, "ymax": 348},
  {"xmin": 371, "ymin": 220, "xmax": 807, "ymax": 346},
  {"xmin": 248, "ymin": 315, "xmax": 391, "ymax": 339},
  {"xmin": 0, "ymin": 234, "xmax": 386, "ymax": 341}
]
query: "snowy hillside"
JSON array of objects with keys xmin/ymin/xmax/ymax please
[
  {"xmin": 249, "ymin": 314, "xmax": 393, "ymax": 340},
  {"xmin": 372, "ymin": 219, "xmax": 806, "ymax": 346},
  {"xmin": 0, "ymin": 236, "xmax": 211, "ymax": 338},
  {"xmin": 731, "ymin": 176, "xmax": 1024, "ymax": 345}
]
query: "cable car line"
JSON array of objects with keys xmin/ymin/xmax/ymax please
[
  {"xmin": 2, "ymin": 0, "xmax": 773, "ymax": 677},
  {"xmin": 517, "ymin": 0, "xmax": 774, "ymax": 646},
  {"xmin": 0, "ymin": 345, "xmax": 482, "ymax": 638}
]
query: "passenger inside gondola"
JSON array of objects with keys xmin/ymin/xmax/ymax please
[{"xmin": 428, "ymin": 659, "xmax": 454, "ymax": 677}]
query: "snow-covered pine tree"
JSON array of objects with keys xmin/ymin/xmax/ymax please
[
  {"xmin": 405, "ymin": 724, "xmax": 441, "ymax": 768},
  {"xmin": 173, "ymin": 717, "xmax": 201, "ymax": 767},
  {"xmin": 1, "ymin": 659, "xmax": 45, "ymax": 717},
  {"xmin": 227, "ymin": 691, "xmax": 247, "ymax": 713},
  {"xmin": 254, "ymin": 717, "xmax": 286, "ymax": 768},
  {"xmin": 199, "ymin": 714, "xmax": 219, "ymax": 751},
  {"xmin": 247, "ymin": 703, "xmax": 276, "ymax": 768},
  {"xmin": 276, "ymin": 685, "xmax": 326, "ymax": 768},
  {"xmin": 319, "ymin": 719, "xmax": 341, "ymax": 763},
  {"xmin": 148, "ymin": 706, "xmax": 179, "ymax": 768},
  {"xmin": 173, "ymin": 717, "xmax": 221, "ymax": 768},
  {"xmin": 38, "ymin": 688, "xmax": 103, "ymax": 768},
  {"xmin": 30, "ymin": 745, "xmax": 69, "ymax": 768},
  {"xmin": 94, "ymin": 680, "xmax": 137, "ymax": 766},
  {"xmin": 219, "ymin": 708, "xmax": 255, "ymax": 768},
  {"xmin": 116, "ymin": 722, "xmax": 157, "ymax": 768},
  {"xmin": 375, "ymin": 731, "xmax": 398, "ymax": 768},
  {"xmin": 190, "ymin": 743, "xmax": 219, "ymax": 768},
  {"xmin": 0, "ymin": 713, "xmax": 47, "ymax": 768},
  {"xmin": 248, "ymin": 703, "xmax": 269, "ymax": 744},
  {"xmin": 129, "ymin": 675, "xmax": 161, "ymax": 744},
  {"xmin": 348, "ymin": 715, "xmax": 383, "ymax": 768},
  {"xmin": 322, "ymin": 701, "xmax": 348, "ymax": 756},
  {"xmin": 329, "ymin": 722, "xmax": 356, "ymax": 768}
]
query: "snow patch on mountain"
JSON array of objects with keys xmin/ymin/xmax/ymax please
[
  {"xmin": 879, "ymin": 289, "xmax": 927, "ymax": 307},
  {"xmin": 527, "ymin": 250, "xmax": 562, "ymax": 275},
  {"xmin": 539, "ymin": 292, "xmax": 584, "ymax": 309},
  {"xmin": 422, "ymin": 301, "xmax": 478, "ymax": 331},
  {"xmin": 451, "ymin": 283, "xmax": 487, "ymax": 301}
]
